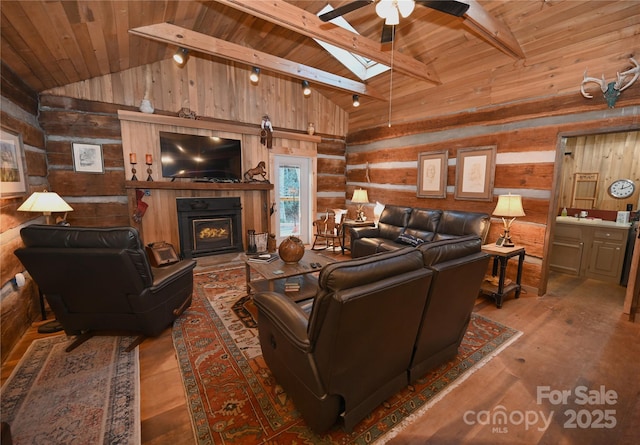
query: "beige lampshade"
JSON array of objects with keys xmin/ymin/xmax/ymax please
[
  {"xmin": 351, "ymin": 189, "xmax": 369, "ymax": 204},
  {"xmin": 18, "ymin": 191, "xmax": 73, "ymax": 215},
  {"xmin": 493, "ymin": 194, "xmax": 525, "ymax": 218}
]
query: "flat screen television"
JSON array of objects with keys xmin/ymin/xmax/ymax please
[{"xmin": 159, "ymin": 131, "xmax": 242, "ymax": 181}]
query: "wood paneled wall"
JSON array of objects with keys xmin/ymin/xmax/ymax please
[
  {"xmin": 0, "ymin": 64, "xmax": 44, "ymax": 364},
  {"xmin": 118, "ymin": 111, "xmax": 320, "ymax": 249},
  {"xmin": 44, "ymin": 57, "xmax": 349, "ymax": 138},
  {"xmin": 560, "ymin": 131, "xmax": 640, "ymax": 211}
]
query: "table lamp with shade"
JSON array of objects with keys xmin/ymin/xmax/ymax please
[
  {"xmin": 351, "ymin": 188, "xmax": 369, "ymax": 222},
  {"xmin": 17, "ymin": 190, "xmax": 73, "ymax": 225},
  {"xmin": 492, "ymin": 194, "xmax": 525, "ymax": 247},
  {"xmin": 17, "ymin": 190, "xmax": 73, "ymax": 333}
]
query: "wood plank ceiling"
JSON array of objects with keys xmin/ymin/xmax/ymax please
[{"xmin": 2, "ymin": 1, "xmax": 639, "ymax": 130}]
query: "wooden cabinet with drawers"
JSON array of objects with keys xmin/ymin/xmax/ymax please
[{"xmin": 550, "ymin": 218, "xmax": 629, "ymax": 284}]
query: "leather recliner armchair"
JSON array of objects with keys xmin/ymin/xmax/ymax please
[
  {"xmin": 253, "ymin": 248, "xmax": 433, "ymax": 433},
  {"xmin": 14, "ymin": 225, "xmax": 196, "ymax": 351}
]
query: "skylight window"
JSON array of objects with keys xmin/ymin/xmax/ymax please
[{"xmin": 315, "ymin": 5, "xmax": 390, "ymax": 81}]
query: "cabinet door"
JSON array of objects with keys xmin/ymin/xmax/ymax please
[
  {"xmin": 585, "ymin": 228, "xmax": 628, "ymax": 282},
  {"xmin": 587, "ymin": 240, "xmax": 625, "ymax": 281},
  {"xmin": 549, "ymin": 239, "xmax": 584, "ymax": 275}
]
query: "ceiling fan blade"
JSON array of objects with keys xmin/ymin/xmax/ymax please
[
  {"xmin": 381, "ymin": 24, "xmax": 395, "ymax": 44},
  {"xmin": 416, "ymin": 0, "xmax": 470, "ymax": 17},
  {"xmin": 318, "ymin": 0, "xmax": 374, "ymax": 22}
]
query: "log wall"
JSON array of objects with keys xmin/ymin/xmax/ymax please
[
  {"xmin": 345, "ymin": 101, "xmax": 640, "ymax": 295},
  {"xmin": 39, "ymin": 95, "xmax": 135, "ymax": 227},
  {"xmin": 0, "ymin": 63, "xmax": 44, "ymax": 364}
]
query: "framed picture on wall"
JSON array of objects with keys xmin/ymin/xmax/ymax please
[
  {"xmin": 454, "ymin": 145, "xmax": 496, "ymax": 201},
  {"xmin": 417, "ymin": 150, "xmax": 448, "ymax": 198},
  {"xmin": 72, "ymin": 143, "xmax": 104, "ymax": 173},
  {"xmin": 0, "ymin": 128, "xmax": 28, "ymax": 197}
]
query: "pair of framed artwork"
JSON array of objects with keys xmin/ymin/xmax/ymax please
[
  {"xmin": 417, "ymin": 145, "xmax": 496, "ymax": 201},
  {"xmin": 1, "ymin": 127, "xmax": 103, "ymax": 197}
]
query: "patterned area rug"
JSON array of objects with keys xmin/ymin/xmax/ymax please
[
  {"xmin": 174, "ymin": 265, "xmax": 522, "ymax": 444},
  {"xmin": 1, "ymin": 335, "xmax": 140, "ymax": 444}
]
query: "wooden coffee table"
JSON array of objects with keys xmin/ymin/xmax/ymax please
[{"xmin": 245, "ymin": 250, "xmax": 336, "ymax": 302}]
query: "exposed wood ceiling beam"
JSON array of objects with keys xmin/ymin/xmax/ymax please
[
  {"xmin": 214, "ymin": 0, "xmax": 442, "ymax": 85},
  {"xmin": 129, "ymin": 22, "xmax": 387, "ymax": 100},
  {"xmin": 464, "ymin": 0, "xmax": 526, "ymax": 59}
]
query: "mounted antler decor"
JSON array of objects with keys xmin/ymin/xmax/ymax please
[{"xmin": 581, "ymin": 57, "xmax": 639, "ymax": 108}]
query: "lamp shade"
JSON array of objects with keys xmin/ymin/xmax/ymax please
[
  {"xmin": 18, "ymin": 191, "xmax": 73, "ymax": 214},
  {"xmin": 493, "ymin": 194, "xmax": 525, "ymax": 217},
  {"xmin": 351, "ymin": 189, "xmax": 369, "ymax": 204}
]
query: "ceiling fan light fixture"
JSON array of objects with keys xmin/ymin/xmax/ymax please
[
  {"xmin": 397, "ymin": 0, "xmax": 415, "ymax": 18},
  {"xmin": 250, "ymin": 66, "xmax": 260, "ymax": 83},
  {"xmin": 302, "ymin": 80, "xmax": 311, "ymax": 96},
  {"xmin": 385, "ymin": 8, "xmax": 400, "ymax": 25},
  {"xmin": 376, "ymin": 0, "xmax": 394, "ymax": 18},
  {"xmin": 376, "ymin": 0, "xmax": 413, "ymax": 24},
  {"xmin": 173, "ymin": 47, "xmax": 189, "ymax": 65}
]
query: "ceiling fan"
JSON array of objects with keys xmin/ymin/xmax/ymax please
[{"xmin": 319, "ymin": 0, "xmax": 470, "ymax": 43}]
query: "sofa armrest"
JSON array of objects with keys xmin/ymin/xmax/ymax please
[
  {"xmin": 150, "ymin": 259, "xmax": 197, "ymax": 290},
  {"xmin": 350, "ymin": 226, "xmax": 380, "ymax": 240},
  {"xmin": 254, "ymin": 291, "xmax": 311, "ymax": 350}
]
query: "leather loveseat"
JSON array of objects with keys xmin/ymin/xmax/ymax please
[
  {"xmin": 349, "ymin": 205, "xmax": 490, "ymax": 258},
  {"xmin": 253, "ymin": 235, "xmax": 489, "ymax": 433}
]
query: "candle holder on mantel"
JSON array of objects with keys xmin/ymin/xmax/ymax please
[
  {"xmin": 129, "ymin": 153, "xmax": 138, "ymax": 181},
  {"xmin": 145, "ymin": 154, "xmax": 153, "ymax": 182}
]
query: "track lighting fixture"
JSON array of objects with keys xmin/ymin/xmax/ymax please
[
  {"xmin": 173, "ymin": 47, "xmax": 189, "ymax": 65},
  {"xmin": 352, "ymin": 95, "xmax": 360, "ymax": 107},
  {"xmin": 250, "ymin": 67, "xmax": 260, "ymax": 83},
  {"xmin": 302, "ymin": 80, "xmax": 311, "ymax": 96}
]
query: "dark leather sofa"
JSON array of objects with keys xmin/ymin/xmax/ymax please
[
  {"xmin": 410, "ymin": 235, "xmax": 490, "ymax": 381},
  {"xmin": 14, "ymin": 225, "xmax": 196, "ymax": 351},
  {"xmin": 253, "ymin": 236, "xmax": 489, "ymax": 433},
  {"xmin": 349, "ymin": 205, "xmax": 490, "ymax": 258}
]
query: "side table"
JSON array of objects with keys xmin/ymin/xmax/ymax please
[
  {"xmin": 480, "ymin": 244, "xmax": 525, "ymax": 308},
  {"xmin": 340, "ymin": 219, "xmax": 376, "ymax": 254}
]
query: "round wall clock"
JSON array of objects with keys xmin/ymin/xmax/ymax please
[{"xmin": 608, "ymin": 179, "xmax": 636, "ymax": 199}]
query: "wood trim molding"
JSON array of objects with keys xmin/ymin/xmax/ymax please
[
  {"xmin": 124, "ymin": 181, "xmax": 273, "ymax": 191},
  {"xmin": 117, "ymin": 110, "xmax": 321, "ymax": 143}
]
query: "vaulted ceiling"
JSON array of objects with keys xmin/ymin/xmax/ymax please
[{"xmin": 2, "ymin": 1, "xmax": 639, "ymax": 130}]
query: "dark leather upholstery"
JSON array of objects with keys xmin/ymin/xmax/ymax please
[
  {"xmin": 409, "ymin": 235, "xmax": 489, "ymax": 381},
  {"xmin": 14, "ymin": 225, "xmax": 196, "ymax": 349},
  {"xmin": 253, "ymin": 248, "xmax": 433, "ymax": 433},
  {"xmin": 433, "ymin": 210, "xmax": 490, "ymax": 242},
  {"xmin": 350, "ymin": 205, "xmax": 490, "ymax": 258}
]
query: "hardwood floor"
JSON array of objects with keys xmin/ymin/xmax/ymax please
[{"xmin": 2, "ymin": 253, "xmax": 639, "ymax": 444}]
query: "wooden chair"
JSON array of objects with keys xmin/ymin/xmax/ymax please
[{"xmin": 312, "ymin": 210, "xmax": 342, "ymax": 252}]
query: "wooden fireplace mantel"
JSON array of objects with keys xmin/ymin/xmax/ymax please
[{"xmin": 124, "ymin": 181, "xmax": 273, "ymax": 192}]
